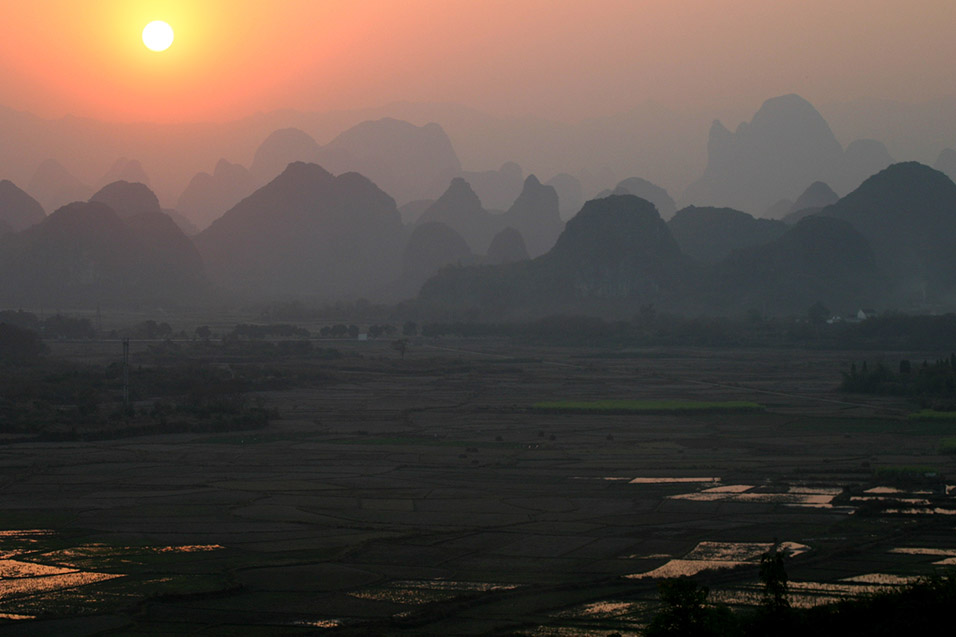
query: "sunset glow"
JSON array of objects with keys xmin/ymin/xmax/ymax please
[{"xmin": 0, "ymin": 0, "xmax": 953, "ymax": 124}]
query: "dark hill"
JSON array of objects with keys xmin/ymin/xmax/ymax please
[
  {"xmin": 822, "ymin": 161, "xmax": 956, "ymax": 302},
  {"xmin": 710, "ymin": 215, "xmax": 884, "ymax": 313},
  {"xmin": 124, "ymin": 211, "xmax": 205, "ymax": 291},
  {"xmin": 668, "ymin": 206, "xmax": 787, "ymax": 264},
  {"xmin": 0, "ymin": 201, "xmax": 206, "ymax": 306},
  {"xmin": 545, "ymin": 195, "xmax": 682, "ymax": 275},
  {"xmin": 90, "ymin": 181, "xmax": 162, "ymax": 218},
  {"xmin": 0, "ymin": 179, "xmax": 46, "ymax": 231},
  {"xmin": 420, "ymin": 195, "xmax": 689, "ymax": 316},
  {"xmin": 196, "ymin": 162, "xmax": 404, "ymax": 299}
]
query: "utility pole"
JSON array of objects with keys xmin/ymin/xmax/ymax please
[{"xmin": 123, "ymin": 338, "xmax": 130, "ymax": 420}]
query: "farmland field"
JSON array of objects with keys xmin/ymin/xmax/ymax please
[{"xmin": 1, "ymin": 338, "xmax": 955, "ymax": 635}]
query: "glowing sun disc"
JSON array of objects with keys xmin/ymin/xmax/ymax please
[{"xmin": 142, "ymin": 21, "xmax": 174, "ymax": 52}]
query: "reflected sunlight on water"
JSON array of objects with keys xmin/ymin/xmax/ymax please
[
  {"xmin": 629, "ymin": 477, "xmax": 720, "ymax": 484},
  {"xmin": 712, "ymin": 573, "xmax": 916, "ymax": 610},
  {"xmin": 625, "ymin": 541, "xmax": 809, "ymax": 580},
  {"xmin": 0, "ymin": 529, "xmax": 225, "ymax": 619},
  {"xmin": 702, "ymin": 484, "xmax": 753, "ymax": 493},
  {"xmin": 891, "ymin": 547, "xmax": 956, "ymax": 564},
  {"xmin": 574, "ymin": 600, "xmax": 635, "ymax": 617},
  {"xmin": 841, "ymin": 573, "xmax": 919, "ymax": 585},
  {"xmin": 350, "ymin": 579, "xmax": 519, "ymax": 605},
  {"xmin": 0, "ymin": 612, "xmax": 35, "ymax": 620},
  {"xmin": 293, "ymin": 618, "xmax": 344, "ymax": 628},
  {"xmin": 669, "ymin": 484, "xmax": 841, "ymax": 508},
  {"xmin": 0, "ymin": 570, "xmax": 123, "ymax": 598}
]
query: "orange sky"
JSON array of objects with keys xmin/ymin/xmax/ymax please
[{"xmin": 1, "ymin": 0, "xmax": 954, "ymax": 123}]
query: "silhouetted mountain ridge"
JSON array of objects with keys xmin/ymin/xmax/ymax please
[
  {"xmin": 668, "ymin": 206, "xmax": 787, "ymax": 264},
  {"xmin": 822, "ymin": 161, "xmax": 956, "ymax": 302},
  {"xmin": 196, "ymin": 161, "xmax": 404, "ymax": 299},
  {"xmin": 0, "ymin": 201, "xmax": 206, "ymax": 305}
]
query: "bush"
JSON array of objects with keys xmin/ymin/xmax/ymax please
[{"xmin": 0, "ymin": 323, "xmax": 46, "ymax": 363}]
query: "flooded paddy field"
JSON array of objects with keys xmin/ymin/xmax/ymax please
[{"xmin": 1, "ymin": 340, "xmax": 955, "ymax": 634}]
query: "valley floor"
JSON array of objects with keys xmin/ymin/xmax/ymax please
[{"xmin": 1, "ymin": 341, "xmax": 954, "ymax": 635}]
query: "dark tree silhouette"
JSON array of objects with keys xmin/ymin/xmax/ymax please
[
  {"xmin": 759, "ymin": 543, "xmax": 791, "ymax": 614},
  {"xmin": 0, "ymin": 323, "xmax": 46, "ymax": 363}
]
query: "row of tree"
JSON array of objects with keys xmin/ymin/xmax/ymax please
[{"xmin": 840, "ymin": 355, "xmax": 956, "ymax": 404}]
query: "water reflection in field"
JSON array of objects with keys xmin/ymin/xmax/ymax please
[
  {"xmin": 626, "ymin": 541, "xmax": 809, "ymax": 580},
  {"xmin": 891, "ymin": 546, "xmax": 956, "ymax": 564},
  {"xmin": 669, "ymin": 485, "xmax": 842, "ymax": 508},
  {"xmin": 350, "ymin": 579, "xmax": 519, "ymax": 605},
  {"xmin": 292, "ymin": 618, "xmax": 345, "ymax": 628},
  {"xmin": 628, "ymin": 477, "xmax": 721, "ymax": 484},
  {"xmin": 0, "ymin": 529, "xmax": 224, "ymax": 620},
  {"xmin": 712, "ymin": 577, "xmax": 913, "ymax": 609}
]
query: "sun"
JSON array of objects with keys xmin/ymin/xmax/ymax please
[{"xmin": 142, "ymin": 20, "xmax": 174, "ymax": 52}]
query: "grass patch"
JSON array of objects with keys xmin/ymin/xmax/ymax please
[
  {"xmin": 938, "ymin": 437, "xmax": 956, "ymax": 454},
  {"xmin": 874, "ymin": 465, "xmax": 939, "ymax": 482},
  {"xmin": 785, "ymin": 417, "xmax": 956, "ymax": 435},
  {"xmin": 331, "ymin": 436, "xmax": 525, "ymax": 449},
  {"xmin": 531, "ymin": 399, "xmax": 762, "ymax": 414},
  {"xmin": 909, "ymin": 410, "xmax": 956, "ymax": 422},
  {"xmin": 195, "ymin": 430, "xmax": 321, "ymax": 445}
]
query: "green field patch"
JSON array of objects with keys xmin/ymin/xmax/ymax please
[
  {"xmin": 874, "ymin": 465, "xmax": 939, "ymax": 482},
  {"xmin": 786, "ymin": 417, "xmax": 956, "ymax": 435},
  {"xmin": 531, "ymin": 399, "xmax": 762, "ymax": 414},
  {"xmin": 939, "ymin": 437, "xmax": 956, "ymax": 454},
  {"xmin": 195, "ymin": 430, "xmax": 322, "ymax": 445},
  {"xmin": 331, "ymin": 436, "xmax": 525, "ymax": 449},
  {"xmin": 909, "ymin": 410, "xmax": 956, "ymax": 422}
]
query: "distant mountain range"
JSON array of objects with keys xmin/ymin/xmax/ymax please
[
  {"xmin": 684, "ymin": 94, "xmax": 894, "ymax": 214},
  {"xmin": 1, "ymin": 94, "xmax": 951, "ymax": 213},
  {"xmin": 418, "ymin": 161, "xmax": 956, "ymax": 317},
  {"xmin": 2, "ymin": 159, "xmax": 956, "ymax": 315},
  {"xmin": 2, "ymin": 93, "xmax": 956, "ymax": 316}
]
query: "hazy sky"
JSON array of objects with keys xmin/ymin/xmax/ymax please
[{"xmin": 1, "ymin": 0, "xmax": 954, "ymax": 123}]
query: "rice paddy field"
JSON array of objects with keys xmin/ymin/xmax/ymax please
[{"xmin": 2, "ymin": 338, "xmax": 956, "ymax": 635}]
